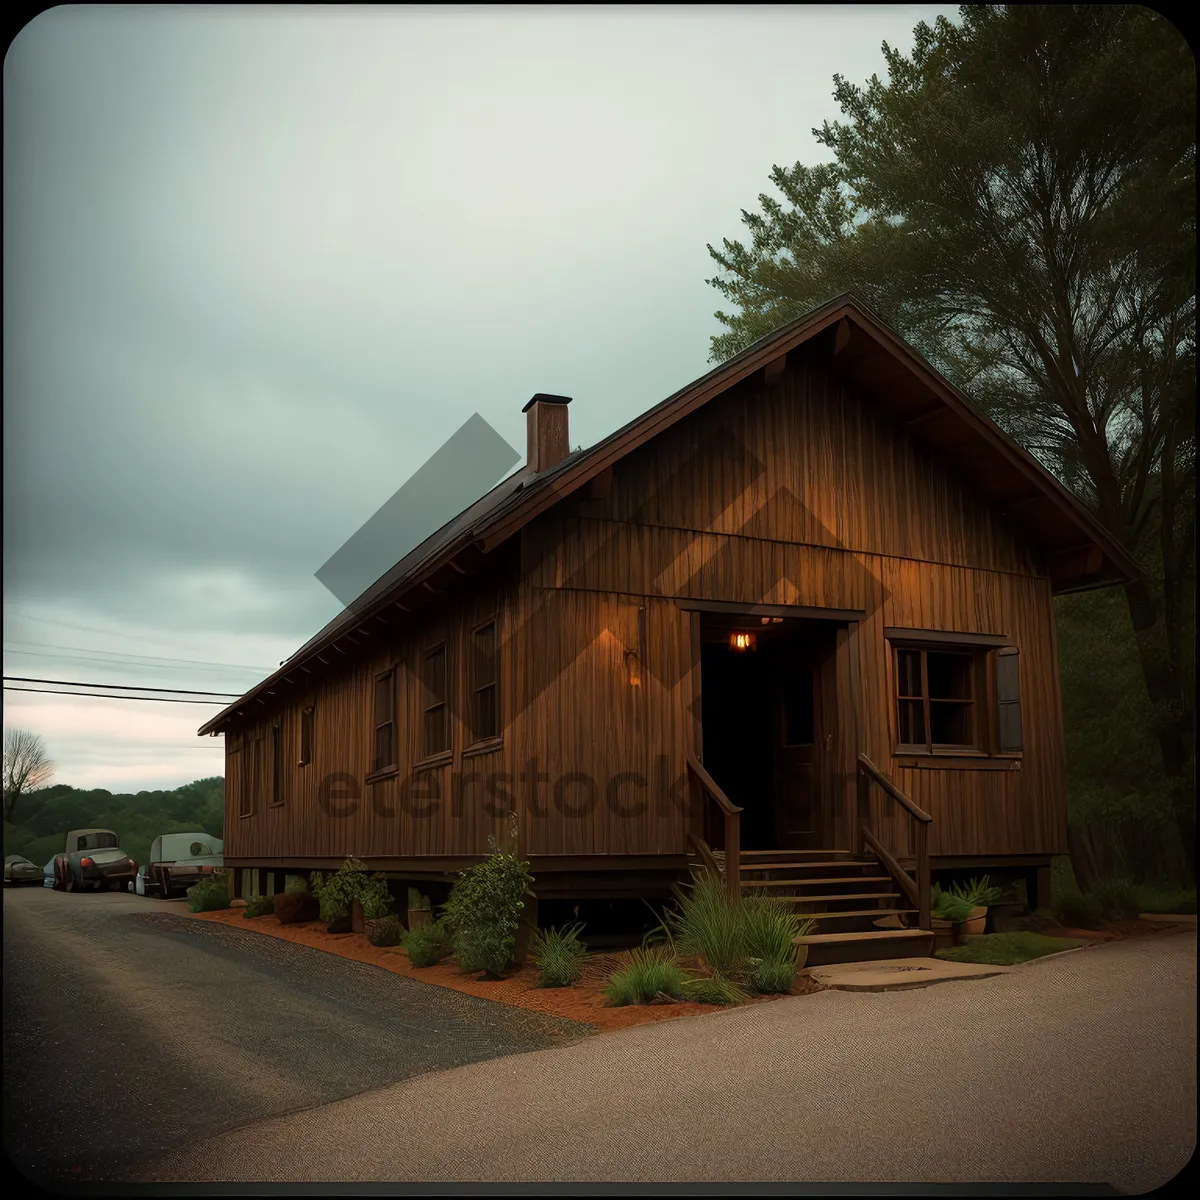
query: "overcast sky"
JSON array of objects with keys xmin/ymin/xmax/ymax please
[{"xmin": 3, "ymin": 4, "xmax": 957, "ymax": 792}]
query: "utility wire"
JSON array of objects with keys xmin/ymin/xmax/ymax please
[
  {"xmin": 4, "ymin": 686, "xmax": 227, "ymax": 705},
  {"xmin": 3, "ymin": 639, "xmax": 273, "ymax": 672},
  {"xmin": 3, "ymin": 676, "xmax": 242, "ymax": 697}
]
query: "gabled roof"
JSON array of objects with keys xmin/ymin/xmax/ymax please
[{"xmin": 198, "ymin": 294, "xmax": 1138, "ymax": 735}]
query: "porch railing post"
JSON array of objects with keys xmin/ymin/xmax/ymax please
[
  {"xmin": 855, "ymin": 760, "xmax": 870, "ymax": 856},
  {"xmin": 915, "ymin": 819, "xmax": 931, "ymax": 930},
  {"xmin": 724, "ymin": 810, "xmax": 740, "ymax": 901}
]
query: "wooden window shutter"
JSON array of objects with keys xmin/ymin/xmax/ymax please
[{"xmin": 995, "ymin": 647, "xmax": 1023, "ymax": 751}]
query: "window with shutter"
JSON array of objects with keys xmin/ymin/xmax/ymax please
[{"xmin": 995, "ymin": 647, "xmax": 1023, "ymax": 751}]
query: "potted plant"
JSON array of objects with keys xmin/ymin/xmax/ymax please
[
  {"xmin": 930, "ymin": 885, "xmax": 975, "ymax": 950},
  {"xmin": 946, "ymin": 876, "xmax": 1003, "ymax": 940}
]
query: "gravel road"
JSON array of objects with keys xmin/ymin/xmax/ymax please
[{"xmin": 2, "ymin": 887, "xmax": 589, "ymax": 1185}]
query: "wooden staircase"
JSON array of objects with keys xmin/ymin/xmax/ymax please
[{"xmin": 735, "ymin": 848, "xmax": 933, "ymax": 965}]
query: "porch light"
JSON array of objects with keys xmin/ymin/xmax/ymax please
[{"xmin": 730, "ymin": 631, "xmax": 756, "ymax": 652}]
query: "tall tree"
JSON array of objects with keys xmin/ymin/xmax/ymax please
[
  {"xmin": 3, "ymin": 728, "xmax": 55, "ymax": 823},
  {"xmin": 706, "ymin": 5, "xmax": 1195, "ymax": 872}
]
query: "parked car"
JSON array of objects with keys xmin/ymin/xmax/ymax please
[
  {"xmin": 4, "ymin": 854, "xmax": 43, "ymax": 886},
  {"xmin": 143, "ymin": 832, "xmax": 223, "ymax": 899},
  {"xmin": 52, "ymin": 828, "xmax": 137, "ymax": 893},
  {"xmin": 43, "ymin": 857, "xmax": 57, "ymax": 888}
]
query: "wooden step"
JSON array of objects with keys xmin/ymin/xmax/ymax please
[
  {"xmin": 740, "ymin": 878, "xmax": 893, "ymax": 891},
  {"xmin": 796, "ymin": 927, "xmax": 934, "ymax": 967},
  {"xmin": 742, "ymin": 891, "xmax": 900, "ymax": 905},
  {"xmin": 739, "ymin": 849, "xmax": 857, "ymax": 858},
  {"xmin": 781, "ymin": 907, "xmax": 917, "ymax": 921},
  {"xmin": 739, "ymin": 875, "xmax": 893, "ymax": 888},
  {"xmin": 739, "ymin": 860, "xmax": 878, "ymax": 873}
]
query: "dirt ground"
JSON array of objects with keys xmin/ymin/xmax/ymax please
[
  {"xmin": 1036, "ymin": 916, "xmax": 1189, "ymax": 941},
  {"xmin": 185, "ymin": 907, "xmax": 823, "ymax": 1031}
]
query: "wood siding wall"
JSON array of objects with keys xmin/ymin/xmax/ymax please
[{"xmin": 223, "ymin": 347, "xmax": 1069, "ymax": 864}]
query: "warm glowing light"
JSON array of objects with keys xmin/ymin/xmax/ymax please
[{"xmin": 729, "ymin": 631, "xmax": 757, "ymax": 652}]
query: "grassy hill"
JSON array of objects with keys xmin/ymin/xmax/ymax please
[{"xmin": 4, "ymin": 777, "xmax": 224, "ymax": 872}]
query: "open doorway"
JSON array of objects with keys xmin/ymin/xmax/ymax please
[{"xmin": 699, "ymin": 614, "xmax": 841, "ymax": 851}]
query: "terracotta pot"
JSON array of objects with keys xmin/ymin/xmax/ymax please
[
  {"xmin": 931, "ymin": 916, "xmax": 955, "ymax": 951},
  {"xmin": 408, "ymin": 907, "xmax": 432, "ymax": 930},
  {"xmin": 953, "ymin": 907, "xmax": 988, "ymax": 943}
]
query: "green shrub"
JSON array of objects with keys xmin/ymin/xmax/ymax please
[
  {"xmin": 310, "ymin": 857, "xmax": 394, "ymax": 922},
  {"xmin": 935, "ymin": 932, "xmax": 1085, "ymax": 965},
  {"xmin": 1133, "ymin": 885, "xmax": 1197, "ymax": 915},
  {"xmin": 284, "ymin": 874, "xmax": 309, "ymax": 893},
  {"xmin": 604, "ymin": 946, "xmax": 687, "ymax": 1006},
  {"xmin": 367, "ymin": 914, "xmax": 405, "ymax": 947},
  {"xmin": 186, "ymin": 876, "xmax": 230, "ymax": 913},
  {"xmin": 403, "ymin": 920, "xmax": 451, "ymax": 967},
  {"xmin": 681, "ymin": 972, "xmax": 748, "ymax": 1006},
  {"xmin": 1053, "ymin": 885, "xmax": 1103, "ymax": 928},
  {"xmin": 529, "ymin": 922, "xmax": 587, "ymax": 987},
  {"xmin": 1088, "ymin": 877, "xmax": 1140, "ymax": 921},
  {"xmin": 244, "ymin": 893, "xmax": 275, "ymax": 918},
  {"xmin": 408, "ymin": 887, "xmax": 431, "ymax": 910},
  {"xmin": 441, "ymin": 851, "xmax": 534, "ymax": 978}
]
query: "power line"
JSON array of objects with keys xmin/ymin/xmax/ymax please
[
  {"xmin": 2, "ymin": 639, "xmax": 273, "ymax": 672},
  {"xmin": 3, "ymin": 676, "xmax": 242, "ymax": 697},
  {"xmin": 4, "ymin": 686, "xmax": 227, "ymax": 705},
  {"xmin": 2, "ymin": 607, "xmax": 214, "ymax": 653}
]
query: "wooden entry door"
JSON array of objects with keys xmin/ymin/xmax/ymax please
[{"xmin": 772, "ymin": 639, "xmax": 831, "ymax": 849}]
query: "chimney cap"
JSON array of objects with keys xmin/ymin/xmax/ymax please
[{"xmin": 522, "ymin": 393, "xmax": 572, "ymax": 413}]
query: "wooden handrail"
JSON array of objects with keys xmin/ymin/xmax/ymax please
[
  {"xmin": 858, "ymin": 754, "xmax": 932, "ymax": 822},
  {"xmin": 686, "ymin": 754, "xmax": 742, "ymax": 899},
  {"xmin": 856, "ymin": 754, "xmax": 931, "ymax": 930}
]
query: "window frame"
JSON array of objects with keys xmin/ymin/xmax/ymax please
[
  {"xmin": 368, "ymin": 665, "xmax": 399, "ymax": 780},
  {"xmin": 468, "ymin": 618, "xmax": 501, "ymax": 748},
  {"xmin": 270, "ymin": 722, "xmax": 285, "ymax": 807},
  {"xmin": 299, "ymin": 706, "xmax": 314, "ymax": 767},
  {"xmin": 239, "ymin": 730, "xmax": 259, "ymax": 818},
  {"xmin": 889, "ymin": 640, "xmax": 987, "ymax": 757},
  {"xmin": 420, "ymin": 640, "xmax": 450, "ymax": 762}
]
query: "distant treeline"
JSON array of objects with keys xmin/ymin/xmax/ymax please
[{"xmin": 3, "ymin": 777, "xmax": 224, "ymax": 873}]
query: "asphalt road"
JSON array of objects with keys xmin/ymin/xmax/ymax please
[
  {"xmin": 139, "ymin": 927, "xmax": 1196, "ymax": 1193},
  {"xmin": 2, "ymin": 886, "xmax": 589, "ymax": 1185}
]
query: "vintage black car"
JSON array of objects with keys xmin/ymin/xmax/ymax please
[{"xmin": 52, "ymin": 829, "xmax": 137, "ymax": 893}]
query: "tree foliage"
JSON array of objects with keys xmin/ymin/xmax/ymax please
[
  {"xmin": 3, "ymin": 776, "xmax": 225, "ymax": 873},
  {"xmin": 706, "ymin": 5, "xmax": 1195, "ymax": 870}
]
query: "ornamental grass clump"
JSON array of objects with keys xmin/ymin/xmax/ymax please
[
  {"xmin": 604, "ymin": 946, "xmax": 687, "ymax": 1006},
  {"xmin": 680, "ymin": 971, "xmax": 748, "ymax": 1006},
  {"xmin": 659, "ymin": 872, "xmax": 748, "ymax": 977},
  {"xmin": 402, "ymin": 919, "xmax": 451, "ymax": 967},
  {"xmin": 740, "ymin": 894, "xmax": 813, "ymax": 994},
  {"xmin": 529, "ymin": 922, "xmax": 587, "ymax": 988},
  {"xmin": 243, "ymin": 893, "xmax": 275, "ymax": 919}
]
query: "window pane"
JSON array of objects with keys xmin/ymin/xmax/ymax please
[
  {"xmin": 896, "ymin": 649, "xmax": 923, "ymax": 697},
  {"xmin": 424, "ymin": 705, "xmax": 447, "ymax": 755},
  {"xmin": 374, "ymin": 722, "xmax": 393, "ymax": 771},
  {"xmin": 374, "ymin": 671, "xmax": 393, "ymax": 725},
  {"xmin": 927, "ymin": 652, "xmax": 972, "ymax": 700},
  {"xmin": 930, "ymin": 701, "xmax": 973, "ymax": 746},
  {"xmin": 473, "ymin": 684, "xmax": 497, "ymax": 741},
  {"xmin": 898, "ymin": 699, "xmax": 926, "ymax": 745},
  {"xmin": 474, "ymin": 623, "xmax": 496, "ymax": 687},
  {"xmin": 424, "ymin": 646, "xmax": 446, "ymax": 705},
  {"xmin": 782, "ymin": 671, "xmax": 815, "ymax": 745}
]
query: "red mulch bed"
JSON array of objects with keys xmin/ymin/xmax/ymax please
[{"xmin": 185, "ymin": 907, "xmax": 823, "ymax": 1032}]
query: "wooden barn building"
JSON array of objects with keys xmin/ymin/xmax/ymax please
[{"xmin": 198, "ymin": 295, "xmax": 1136, "ymax": 960}]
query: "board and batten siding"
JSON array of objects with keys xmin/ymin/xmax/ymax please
[{"xmin": 223, "ymin": 343, "xmax": 1068, "ymax": 864}]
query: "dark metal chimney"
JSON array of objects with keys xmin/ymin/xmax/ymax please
[{"xmin": 522, "ymin": 393, "xmax": 572, "ymax": 473}]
